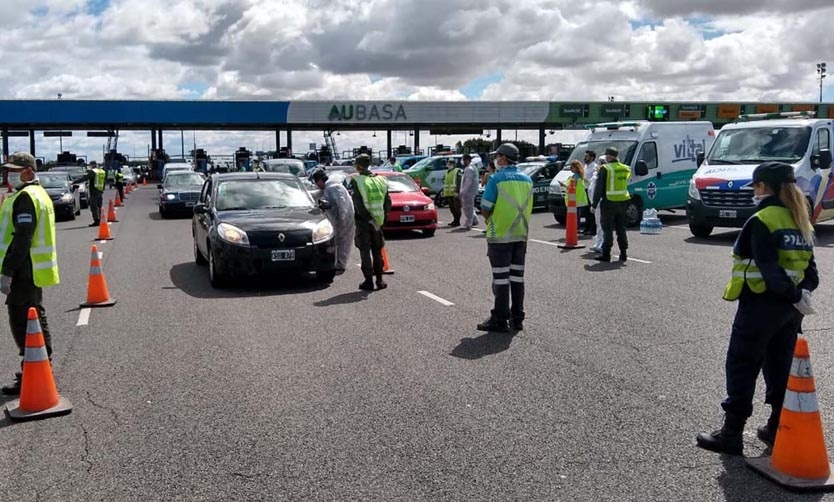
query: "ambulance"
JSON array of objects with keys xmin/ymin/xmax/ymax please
[
  {"xmin": 687, "ymin": 112, "xmax": 834, "ymax": 237},
  {"xmin": 548, "ymin": 121, "xmax": 716, "ymax": 226}
]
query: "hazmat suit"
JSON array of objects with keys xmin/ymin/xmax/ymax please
[
  {"xmin": 322, "ymin": 178, "xmax": 355, "ymax": 272},
  {"xmin": 459, "ymin": 160, "xmax": 480, "ymax": 229}
]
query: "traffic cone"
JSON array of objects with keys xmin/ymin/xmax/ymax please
[
  {"xmin": 5, "ymin": 308, "xmax": 73, "ymax": 421},
  {"xmin": 558, "ymin": 181, "xmax": 585, "ymax": 250},
  {"xmin": 80, "ymin": 245, "xmax": 117, "ymax": 308},
  {"xmin": 115, "ymin": 193, "xmax": 123, "ymax": 207},
  {"xmin": 107, "ymin": 199, "xmax": 118, "ymax": 223},
  {"xmin": 96, "ymin": 212, "xmax": 113, "ymax": 241},
  {"xmin": 381, "ymin": 246, "xmax": 394, "ymax": 275},
  {"xmin": 142, "ymin": 177, "xmax": 147, "ymax": 186},
  {"xmin": 746, "ymin": 337, "xmax": 834, "ymax": 491}
]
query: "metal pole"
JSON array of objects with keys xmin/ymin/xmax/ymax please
[
  {"xmin": 181, "ymin": 130, "xmax": 185, "ymax": 160},
  {"xmin": 1, "ymin": 129, "xmax": 7, "ymax": 161},
  {"xmin": 29, "ymin": 130, "xmax": 35, "ymax": 156},
  {"xmin": 386, "ymin": 130, "xmax": 392, "ymax": 160}
]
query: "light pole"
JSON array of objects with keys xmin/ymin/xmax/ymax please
[{"xmin": 817, "ymin": 62, "xmax": 827, "ymax": 103}]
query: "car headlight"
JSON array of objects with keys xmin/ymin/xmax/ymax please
[
  {"xmin": 60, "ymin": 193, "xmax": 74, "ymax": 202},
  {"xmin": 165, "ymin": 193, "xmax": 177, "ymax": 201},
  {"xmin": 688, "ymin": 179, "xmax": 701, "ymax": 200},
  {"xmin": 312, "ymin": 219, "xmax": 334, "ymax": 244},
  {"xmin": 425, "ymin": 202, "xmax": 435, "ymax": 211},
  {"xmin": 217, "ymin": 223, "xmax": 249, "ymax": 245}
]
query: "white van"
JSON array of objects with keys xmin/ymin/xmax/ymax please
[
  {"xmin": 687, "ymin": 113, "xmax": 834, "ymax": 237},
  {"xmin": 548, "ymin": 121, "xmax": 716, "ymax": 226}
]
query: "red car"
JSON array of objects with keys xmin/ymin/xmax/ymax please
[{"xmin": 346, "ymin": 171, "xmax": 438, "ymax": 237}]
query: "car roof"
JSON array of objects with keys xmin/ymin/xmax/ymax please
[{"xmin": 211, "ymin": 172, "xmax": 298, "ymax": 181}]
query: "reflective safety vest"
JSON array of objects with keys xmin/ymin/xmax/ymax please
[
  {"xmin": 442, "ymin": 168, "xmax": 460, "ymax": 197},
  {"xmin": 486, "ymin": 172, "xmax": 533, "ymax": 244},
  {"xmin": 604, "ymin": 162, "xmax": 631, "ymax": 202},
  {"xmin": 355, "ymin": 174, "xmax": 388, "ymax": 227},
  {"xmin": 565, "ymin": 175, "xmax": 589, "ymax": 207},
  {"xmin": 723, "ymin": 205, "xmax": 812, "ymax": 301},
  {"xmin": 91, "ymin": 168, "xmax": 106, "ymax": 191},
  {"xmin": 0, "ymin": 184, "xmax": 59, "ymax": 288},
  {"xmin": 116, "ymin": 171, "xmax": 125, "ymax": 183}
]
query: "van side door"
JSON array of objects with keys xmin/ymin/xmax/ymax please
[
  {"xmin": 630, "ymin": 141, "xmax": 661, "ymax": 209},
  {"xmin": 812, "ymin": 125, "xmax": 834, "ymax": 221}
]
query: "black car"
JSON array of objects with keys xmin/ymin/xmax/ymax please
[
  {"xmin": 192, "ymin": 173, "xmax": 336, "ymax": 287},
  {"xmin": 38, "ymin": 172, "xmax": 81, "ymax": 221},
  {"xmin": 49, "ymin": 166, "xmax": 88, "ymax": 208},
  {"xmin": 159, "ymin": 171, "xmax": 206, "ymax": 217}
]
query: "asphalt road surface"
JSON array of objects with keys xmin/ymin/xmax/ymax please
[{"xmin": 1, "ymin": 185, "xmax": 834, "ymax": 501}]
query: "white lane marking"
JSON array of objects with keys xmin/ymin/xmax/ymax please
[
  {"xmin": 613, "ymin": 254, "xmax": 652, "ymax": 264},
  {"xmin": 530, "ymin": 238, "xmax": 560, "ymax": 247},
  {"xmin": 418, "ymin": 291, "xmax": 455, "ymax": 307},
  {"xmin": 99, "ymin": 240, "xmax": 107, "ymax": 244},
  {"xmin": 76, "ymin": 308, "xmax": 91, "ymax": 326},
  {"xmin": 668, "ymin": 225, "xmax": 690, "ymax": 230},
  {"xmin": 528, "ymin": 238, "xmax": 652, "ymax": 264}
]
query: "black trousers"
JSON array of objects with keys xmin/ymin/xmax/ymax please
[
  {"xmin": 722, "ymin": 292, "xmax": 800, "ymax": 419},
  {"xmin": 8, "ymin": 304, "xmax": 51, "ymax": 359},
  {"xmin": 581, "ymin": 206, "xmax": 595, "ymax": 233},
  {"xmin": 355, "ymin": 223, "xmax": 384, "ymax": 279},
  {"xmin": 89, "ymin": 192, "xmax": 103, "ymax": 223},
  {"xmin": 447, "ymin": 196, "xmax": 461, "ymax": 225},
  {"xmin": 116, "ymin": 183, "xmax": 124, "ymax": 202},
  {"xmin": 600, "ymin": 200, "xmax": 628, "ymax": 256},
  {"xmin": 487, "ymin": 242, "xmax": 527, "ymax": 322}
]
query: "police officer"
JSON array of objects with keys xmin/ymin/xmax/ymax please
[
  {"xmin": 696, "ymin": 162, "xmax": 818, "ymax": 455},
  {"xmin": 0, "ymin": 153, "xmax": 59, "ymax": 395},
  {"xmin": 74, "ymin": 160, "xmax": 106, "ymax": 227},
  {"xmin": 591, "ymin": 147, "xmax": 630, "ymax": 262},
  {"xmin": 443, "ymin": 159, "xmax": 462, "ymax": 227},
  {"xmin": 115, "ymin": 168, "xmax": 125, "ymax": 202},
  {"xmin": 350, "ymin": 154, "xmax": 391, "ymax": 291},
  {"xmin": 479, "ymin": 143, "xmax": 533, "ymax": 333}
]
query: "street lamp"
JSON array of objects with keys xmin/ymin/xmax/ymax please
[{"xmin": 817, "ymin": 62, "xmax": 827, "ymax": 103}]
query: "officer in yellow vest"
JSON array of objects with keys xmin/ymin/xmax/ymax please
[
  {"xmin": 0, "ymin": 153, "xmax": 59, "ymax": 395},
  {"xmin": 479, "ymin": 143, "xmax": 533, "ymax": 333},
  {"xmin": 696, "ymin": 162, "xmax": 818, "ymax": 455},
  {"xmin": 350, "ymin": 154, "xmax": 391, "ymax": 291},
  {"xmin": 73, "ymin": 160, "xmax": 106, "ymax": 227},
  {"xmin": 591, "ymin": 147, "xmax": 630, "ymax": 262},
  {"xmin": 443, "ymin": 159, "xmax": 462, "ymax": 227}
]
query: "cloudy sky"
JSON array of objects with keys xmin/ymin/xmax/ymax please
[{"xmin": 1, "ymin": 0, "xmax": 832, "ymax": 162}]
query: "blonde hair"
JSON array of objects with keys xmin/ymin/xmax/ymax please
[
  {"xmin": 569, "ymin": 160, "xmax": 585, "ymax": 179},
  {"xmin": 779, "ymin": 183, "xmax": 815, "ymax": 244}
]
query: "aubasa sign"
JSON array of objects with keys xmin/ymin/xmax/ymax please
[{"xmin": 328, "ymin": 103, "xmax": 407, "ymax": 121}]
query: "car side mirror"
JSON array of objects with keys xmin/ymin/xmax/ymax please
[
  {"xmin": 318, "ymin": 199, "xmax": 332, "ymax": 211},
  {"xmin": 193, "ymin": 203, "xmax": 208, "ymax": 215},
  {"xmin": 421, "ymin": 187, "xmax": 430, "ymax": 196},
  {"xmin": 635, "ymin": 160, "xmax": 649, "ymax": 177},
  {"xmin": 813, "ymin": 149, "xmax": 832, "ymax": 170},
  {"xmin": 696, "ymin": 151, "xmax": 706, "ymax": 168}
]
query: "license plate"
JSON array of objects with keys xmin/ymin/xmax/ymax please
[
  {"xmin": 271, "ymin": 249, "xmax": 295, "ymax": 262},
  {"xmin": 400, "ymin": 215, "xmax": 415, "ymax": 223},
  {"xmin": 719, "ymin": 210, "xmax": 737, "ymax": 219}
]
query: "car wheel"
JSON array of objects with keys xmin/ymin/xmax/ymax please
[
  {"xmin": 208, "ymin": 246, "xmax": 228, "ymax": 288},
  {"xmin": 159, "ymin": 207, "xmax": 167, "ymax": 219},
  {"xmin": 422, "ymin": 229, "xmax": 436, "ymax": 237},
  {"xmin": 316, "ymin": 270, "xmax": 336, "ymax": 283},
  {"xmin": 625, "ymin": 198, "xmax": 643, "ymax": 227},
  {"xmin": 69, "ymin": 208, "xmax": 76, "ymax": 221},
  {"xmin": 194, "ymin": 235, "xmax": 207, "ymax": 266},
  {"xmin": 689, "ymin": 224, "xmax": 713, "ymax": 238}
]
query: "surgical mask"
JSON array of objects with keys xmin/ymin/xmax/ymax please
[
  {"xmin": 752, "ymin": 194, "xmax": 770, "ymax": 206},
  {"xmin": 6, "ymin": 172, "xmax": 20, "ymax": 188}
]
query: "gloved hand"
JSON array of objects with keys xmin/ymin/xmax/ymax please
[
  {"xmin": 0, "ymin": 275, "xmax": 11, "ymax": 295},
  {"xmin": 794, "ymin": 289, "xmax": 816, "ymax": 316}
]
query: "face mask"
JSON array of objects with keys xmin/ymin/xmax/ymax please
[
  {"xmin": 752, "ymin": 194, "xmax": 770, "ymax": 206},
  {"xmin": 6, "ymin": 172, "xmax": 20, "ymax": 188}
]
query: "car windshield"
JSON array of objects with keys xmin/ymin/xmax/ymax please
[
  {"xmin": 215, "ymin": 179, "xmax": 313, "ymax": 210},
  {"xmin": 517, "ymin": 163, "xmax": 544, "ymax": 175},
  {"xmin": 385, "ymin": 174, "xmax": 419, "ymax": 193},
  {"xmin": 52, "ymin": 167, "xmax": 85, "ymax": 178},
  {"xmin": 165, "ymin": 173, "xmax": 205, "ymax": 188},
  {"xmin": 708, "ymin": 126, "xmax": 811, "ymax": 164},
  {"xmin": 38, "ymin": 174, "xmax": 69, "ymax": 189},
  {"xmin": 407, "ymin": 156, "xmax": 436, "ymax": 171},
  {"xmin": 564, "ymin": 141, "xmax": 639, "ymax": 169}
]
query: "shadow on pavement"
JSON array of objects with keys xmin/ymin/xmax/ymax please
[
  {"xmin": 59, "ymin": 225, "xmax": 94, "ymax": 231},
  {"xmin": 169, "ymin": 263, "xmax": 331, "ymax": 299},
  {"xmin": 147, "ymin": 212, "xmax": 163, "ymax": 221},
  {"xmin": 583, "ymin": 261, "xmax": 625, "ymax": 272},
  {"xmin": 383, "ymin": 230, "xmax": 433, "ymax": 241},
  {"xmin": 717, "ymin": 455, "xmax": 823, "ymax": 502},
  {"xmin": 450, "ymin": 331, "xmax": 516, "ymax": 360},
  {"xmin": 685, "ymin": 231, "xmax": 739, "ymax": 247},
  {"xmin": 313, "ymin": 291, "xmax": 370, "ymax": 307}
]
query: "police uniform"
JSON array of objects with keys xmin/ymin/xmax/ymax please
[
  {"xmin": 115, "ymin": 170, "xmax": 125, "ymax": 202},
  {"xmin": 592, "ymin": 150, "xmax": 630, "ymax": 262},
  {"xmin": 351, "ymin": 158, "xmax": 391, "ymax": 291},
  {"xmin": 479, "ymin": 144, "xmax": 533, "ymax": 332},
  {"xmin": 697, "ymin": 162, "xmax": 818, "ymax": 455},
  {"xmin": 74, "ymin": 164, "xmax": 106, "ymax": 226},
  {"xmin": 0, "ymin": 153, "xmax": 59, "ymax": 395}
]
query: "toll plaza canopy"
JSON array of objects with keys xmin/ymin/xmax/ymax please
[{"xmin": 1, "ymin": 100, "xmax": 833, "ymax": 132}]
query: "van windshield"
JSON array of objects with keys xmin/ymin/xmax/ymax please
[
  {"xmin": 564, "ymin": 141, "xmax": 638, "ymax": 169},
  {"xmin": 708, "ymin": 126, "xmax": 811, "ymax": 164}
]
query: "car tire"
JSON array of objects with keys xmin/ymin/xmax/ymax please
[
  {"xmin": 625, "ymin": 198, "xmax": 643, "ymax": 228},
  {"xmin": 316, "ymin": 270, "xmax": 336, "ymax": 283},
  {"xmin": 422, "ymin": 229, "xmax": 436, "ymax": 237},
  {"xmin": 689, "ymin": 224, "xmax": 713, "ymax": 238},
  {"xmin": 194, "ymin": 235, "xmax": 208, "ymax": 266},
  {"xmin": 159, "ymin": 207, "xmax": 167, "ymax": 219},
  {"xmin": 208, "ymin": 246, "xmax": 228, "ymax": 288}
]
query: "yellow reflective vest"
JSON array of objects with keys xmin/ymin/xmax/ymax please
[
  {"xmin": 443, "ymin": 167, "xmax": 460, "ymax": 197},
  {"xmin": 0, "ymin": 184, "xmax": 59, "ymax": 288},
  {"xmin": 604, "ymin": 162, "xmax": 631, "ymax": 202},
  {"xmin": 354, "ymin": 174, "xmax": 388, "ymax": 227},
  {"xmin": 565, "ymin": 174, "xmax": 589, "ymax": 207}
]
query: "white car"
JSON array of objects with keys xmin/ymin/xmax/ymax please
[{"xmin": 162, "ymin": 162, "xmax": 193, "ymax": 182}]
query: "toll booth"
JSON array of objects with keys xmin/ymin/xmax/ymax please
[
  {"xmin": 150, "ymin": 148, "xmax": 168, "ymax": 180},
  {"xmin": 353, "ymin": 146, "xmax": 372, "ymax": 158},
  {"xmin": 396, "ymin": 145, "xmax": 412, "ymax": 155},
  {"xmin": 318, "ymin": 146, "xmax": 333, "ymax": 165},
  {"xmin": 104, "ymin": 149, "xmax": 127, "ymax": 182},
  {"xmin": 277, "ymin": 147, "xmax": 291, "ymax": 159},
  {"xmin": 194, "ymin": 149, "xmax": 209, "ymax": 174},
  {"xmin": 234, "ymin": 147, "xmax": 252, "ymax": 171}
]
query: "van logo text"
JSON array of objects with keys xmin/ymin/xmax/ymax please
[{"xmin": 672, "ymin": 135, "xmax": 707, "ymax": 163}]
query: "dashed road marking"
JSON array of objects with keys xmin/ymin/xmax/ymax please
[
  {"xmin": 529, "ymin": 239, "xmax": 652, "ymax": 264},
  {"xmin": 418, "ymin": 291, "xmax": 455, "ymax": 307},
  {"xmin": 668, "ymin": 225, "xmax": 690, "ymax": 230},
  {"xmin": 76, "ymin": 308, "xmax": 91, "ymax": 326},
  {"xmin": 530, "ymin": 238, "xmax": 560, "ymax": 247}
]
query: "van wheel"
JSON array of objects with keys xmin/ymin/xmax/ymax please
[
  {"xmin": 689, "ymin": 224, "xmax": 713, "ymax": 238},
  {"xmin": 626, "ymin": 198, "xmax": 643, "ymax": 227}
]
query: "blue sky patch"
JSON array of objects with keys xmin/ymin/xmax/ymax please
[
  {"xmin": 460, "ymin": 73, "xmax": 504, "ymax": 99},
  {"xmin": 179, "ymin": 81, "xmax": 209, "ymax": 98},
  {"xmin": 87, "ymin": 0, "xmax": 110, "ymax": 16}
]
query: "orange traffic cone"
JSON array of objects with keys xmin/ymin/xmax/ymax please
[
  {"xmin": 81, "ymin": 245, "xmax": 116, "ymax": 307},
  {"xmin": 558, "ymin": 180, "xmax": 585, "ymax": 250},
  {"xmin": 96, "ymin": 211, "xmax": 113, "ymax": 241},
  {"xmin": 746, "ymin": 337, "xmax": 834, "ymax": 491},
  {"xmin": 143, "ymin": 177, "xmax": 147, "ymax": 186},
  {"xmin": 115, "ymin": 193, "xmax": 123, "ymax": 207},
  {"xmin": 107, "ymin": 199, "xmax": 118, "ymax": 223},
  {"xmin": 381, "ymin": 246, "xmax": 394, "ymax": 275},
  {"xmin": 5, "ymin": 308, "xmax": 73, "ymax": 421}
]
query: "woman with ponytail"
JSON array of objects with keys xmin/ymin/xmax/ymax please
[{"xmin": 697, "ymin": 162, "xmax": 819, "ymax": 456}]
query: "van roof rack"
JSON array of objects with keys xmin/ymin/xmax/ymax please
[
  {"xmin": 585, "ymin": 121, "xmax": 644, "ymax": 130},
  {"xmin": 738, "ymin": 111, "xmax": 816, "ymax": 121}
]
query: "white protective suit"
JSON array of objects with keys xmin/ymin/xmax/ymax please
[
  {"xmin": 322, "ymin": 179, "xmax": 355, "ymax": 271},
  {"xmin": 459, "ymin": 163, "xmax": 480, "ymax": 228},
  {"xmin": 587, "ymin": 165, "xmax": 604, "ymax": 251}
]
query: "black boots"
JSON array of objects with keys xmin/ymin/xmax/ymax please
[
  {"xmin": 696, "ymin": 413, "xmax": 745, "ymax": 455},
  {"xmin": 619, "ymin": 251, "xmax": 627, "ymax": 262},
  {"xmin": 375, "ymin": 276, "xmax": 387, "ymax": 290},
  {"xmin": 359, "ymin": 279, "xmax": 374, "ymax": 291},
  {"xmin": 1, "ymin": 371, "xmax": 22, "ymax": 396},
  {"xmin": 757, "ymin": 408, "xmax": 780, "ymax": 447},
  {"xmin": 477, "ymin": 318, "xmax": 510, "ymax": 333}
]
